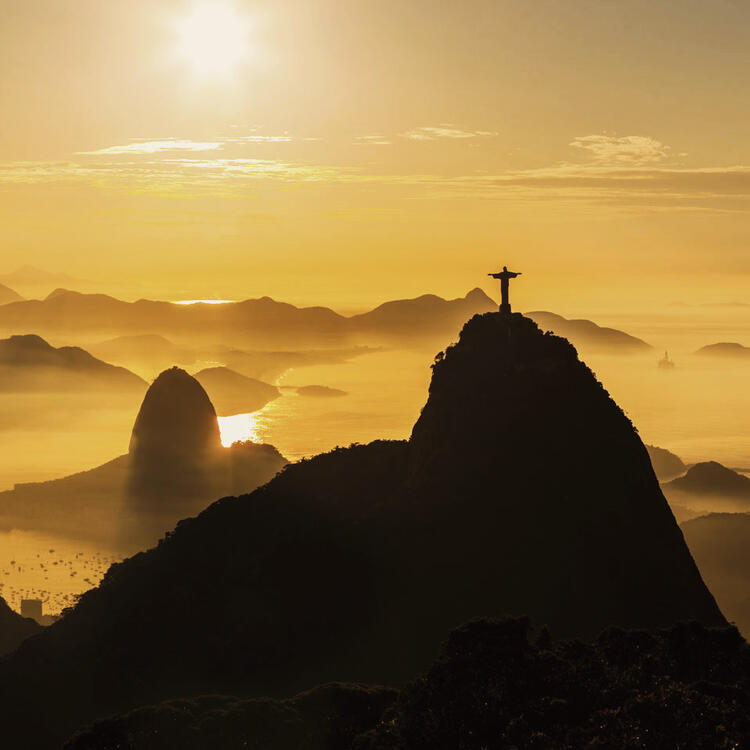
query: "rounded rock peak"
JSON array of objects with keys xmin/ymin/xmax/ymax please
[{"xmin": 129, "ymin": 366, "xmax": 222, "ymax": 461}]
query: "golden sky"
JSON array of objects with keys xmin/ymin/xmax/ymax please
[{"xmin": 2, "ymin": 0, "xmax": 750, "ymax": 312}]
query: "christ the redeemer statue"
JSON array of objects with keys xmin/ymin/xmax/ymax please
[{"xmin": 488, "ymin": 266, "xmax": 522, "ymax": 314}]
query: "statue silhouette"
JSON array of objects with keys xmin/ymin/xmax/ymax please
[{"xmin": 488, "ymin": 266, "xmax": 522, "ymax": 314}]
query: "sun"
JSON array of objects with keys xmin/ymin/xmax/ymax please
[{"xmin": 174, "ymin": 2, "xmax": 251, "ymax": 78}]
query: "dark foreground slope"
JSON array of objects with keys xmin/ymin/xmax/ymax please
[
  {"xmin": 0, "ymin": 596, "xmax": 41, "ymax": 658},
  {"xmin": 65, "ymin": 619, "xmax": 750, "ymax": 750},
  {"xmin": 0, "ymin": 313, "xmax": 723, "ymax": 748}
]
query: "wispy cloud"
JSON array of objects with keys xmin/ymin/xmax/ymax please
[
  {"xmin": 570, "ymin": 134, "xmax": 670, "ymax": 164},
  {"xmin": 229, "ymin": 135, "xmax": 293, "ymax": 143},
  {"xmin": 400, "ymin": 124, "xmax": 498, "ymax": 141},
  {"xmin": 5, "ymin": 136, "xmax": 750, "ymax": 213},
  {"xmin": 79, "ymin": 133, "xmax": 293, "ymax": 156},
  {"xmin": 79, "ymin": 140, "xmax": 225, "ymax": 155},
  {"xmin": 354, "ymin": 135, "xmax": 392, "ymax": 146}
]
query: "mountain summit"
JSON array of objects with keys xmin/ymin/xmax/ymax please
[
  {"xmin": 406, "ymin": 312, "xmax": 721, "ymax": 635},
  {"xmin": 0, "ymin": 313, "xmax": 724, "ymax": 748}
]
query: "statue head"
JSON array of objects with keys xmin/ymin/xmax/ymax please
[{"xmin": 503, "ymin": 265, "xmax": 508, "ymax": 271}]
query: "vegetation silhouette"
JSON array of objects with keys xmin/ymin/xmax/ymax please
[
  {"xmin": 0, "ymin": 312, "xmax": 724, "ymax": 748},
  {"xmin": 62, "ymin": 618, "xmax": 750, "ymax": 750}
]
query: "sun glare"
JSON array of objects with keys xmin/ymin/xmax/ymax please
[
  {"xmin": 217, "ymin": 413, "xmax": 262, "ymax": 447},
  {"xmin": 175, "ymin": 2, "xmax": 251, "ymax": 77}
]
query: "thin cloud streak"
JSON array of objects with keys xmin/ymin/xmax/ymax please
[
  {"xmin": 79, "ymin": 140, "xmax": 225, "ymax": 155},
  {"xmin": 400, "ymin": 125, "xmax": 498, "ymax": 141},
  {"xmin": 80, "ymin": 135, "xmax": 293, "ymax": 156},
  {"xmin": 570, "ymin": 135, "xmax": 670, "ymax": 164},
  {"xmin": 4, "ymin": 155, "xmax": 750, "ymax": 210}
]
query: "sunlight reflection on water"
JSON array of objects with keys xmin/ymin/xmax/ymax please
[{"xmin": 217, "ymin": 412, "xmax": 262, "ymax": 446}]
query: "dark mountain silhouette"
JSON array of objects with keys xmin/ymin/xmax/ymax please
[
  {"xmin": 0, "ymin": 283, "xmax": 23, "ymax": 306},
  {"xmin": 0, "ymin": 312, "xmax": 723, "ymax": 749},
  {"xmin": 695, "ymin": 342, "xmax": 750, "ymax": 358},
  {"xmin": 646, "ymin": 444, "xmax": 686, "ymax": 480},
  {"xmin": 0, "ymin": 595, "xmax": 42, "ymax": 657},
  {"xmin": 665, "ymin": 461, "xmax": 750, "ymax": 499},
  {"xmin": 193, "ymin": 366, "xmax": 279, "ymax": 416},
  {"xmin": 126, "ymin": 368, "xmax": 286, "ymax": 546},
  {"xmin": 682, "ymin": 513, "xmax": 750, "ymax": 638},
  {"xmin": 526, "ymin": 310, "xmax": 652, "ymax": 352},
  {"xmin": 0, "ymin": 334, "xmax": 146, "ymax": 392},
  {"xmin": 63, "ymin": 619, "xmax": 750, "ymax": 750},
  {"xmin": 126, "ymin": 367, "xmax": 223, "ymax": 524},
  {"xmin": 0, "ymin": 369, "xmax": 287, "ymax": 544}
]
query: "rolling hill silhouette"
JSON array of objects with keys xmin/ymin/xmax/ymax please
[
  {"xmin": 665, "ymin": 461, "xmax": 750, "ymax": 500},
  {"xmin": 89, "ymin": 334, "xmax": 199, "ymax": 375},
  {"xmin": 0, "ymin": 311, "xmax": 722, "ymax": 749},
  {"xmin": 0, "ymin": 334, "xmax": 146, "ymax": 392},
  {"xmin": 193, "ymin": 366, "xmax": 279, "ymax": 416},
  {"xmin": 0, "ymin": 283, "xmax": 23, "ymax": 306},
  {"xmin": 347, "ymin": 288, "xmax": 497, "ymax": 339},
  {"xmin": 526, "ymin": 311, "xmax": 652, "ymax": 353},
  {"xmin": 695, "ymin": 342, "xmax": 750, "ymax": 358},
  {"xmin": 646, "ymin": 444, "xmax": 687, "ymax": 480}
]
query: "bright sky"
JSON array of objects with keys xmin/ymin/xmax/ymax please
[{"xmin": 2, "ymin": 0, "xmax": 750, "ymax": 312}]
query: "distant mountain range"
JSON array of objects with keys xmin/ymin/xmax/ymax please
[
  {"xmin": 0, "ymin": 266, "xmax": 85, "ymax": 295},
  {"xmin": 0, "ymin": 283, "xmax": 23, "ymax": 306},
  {"xmin": 0, "ymin": 288, "xmax": 652, "ymax": 353},
  {"xmin": 0, "ymin": 334, "xmax": 146, "ymax": 392}
]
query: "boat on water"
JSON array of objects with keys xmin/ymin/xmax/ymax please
[{"xmin": 658, "ymin": 350, "xmax": 675, "ymax": 370}]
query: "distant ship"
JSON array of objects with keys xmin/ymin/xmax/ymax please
[{"xmin": 658, "ymin": 350, "xmax": 675, "ymax": 370}]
